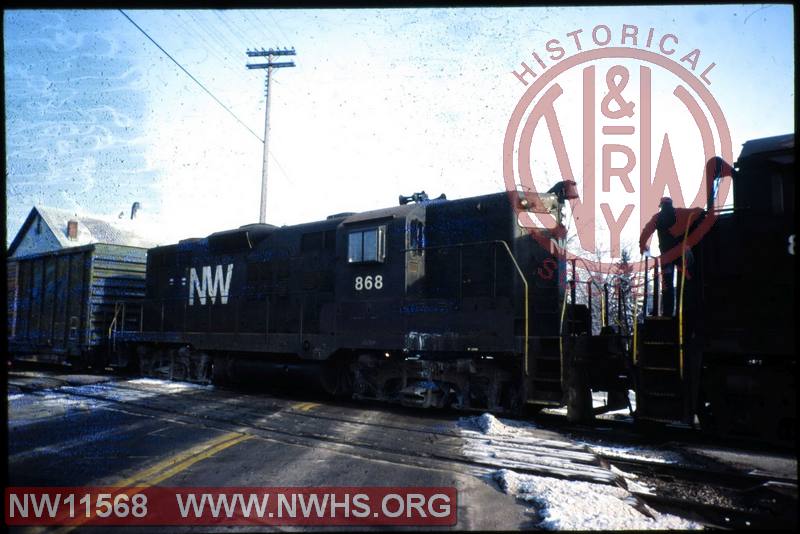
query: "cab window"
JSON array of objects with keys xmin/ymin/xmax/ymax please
[{"xmin": 348, "ymin": 227, "xmax": 385, "ymax": 263}]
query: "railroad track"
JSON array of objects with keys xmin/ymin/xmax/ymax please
[
  {"xmin": 11, "ymin": 373, "xmax": 797, "ymax": 529},
  {"xmin": 19, "ymin": 377, "xmax": 619, "ymax": 485},
  {"xmin": 594, "ymin": 451, "xmax": 797, "ymax": 529},
  {"xmin": 537, "ymin": 410, "xmax": 794, "ymax": 455}
]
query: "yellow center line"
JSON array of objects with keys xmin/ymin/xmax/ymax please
[
  {"xmin": 49, "ymin": 431, "xmax": 252, "ymax": 534},
  {"xmin": 294, "ymin": 401, "xmax": 320, "ymax": 412},
  {"xmin": 114, "ymin": 431, "xmax": 248, "ymax": 487},
  {"xmin": 142, "ymin": 433, "xmax": 251, "ymax": 486}
]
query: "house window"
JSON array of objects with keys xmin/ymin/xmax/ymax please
[
  {"xmin": 35, "ymin": 217, "xmax": 42, "ymax": 235},
  {"xmin": 348, "ymin": 227, "xmax": 385, "ymax": 263}
]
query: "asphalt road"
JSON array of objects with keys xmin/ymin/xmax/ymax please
[
  {"xmin": 7, "ymin": 370, "xmax": 540, "ymax": 532},
  {"xmin": 6, "ymin": 368, "xmax": 797, "ymax": 531}
]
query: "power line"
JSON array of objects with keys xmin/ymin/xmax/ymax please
[
  {"xmin": 186, "ymin": 12, "xmax": 262, "ymax": 86},
  {"xmin": 268, "ymin": 12, "xmax": 292, "ymax": 43},
  {"xmin": 169, "ymin": 12, "xmax": 252, "ymax": 86},
  {"xmin": 119, "ymin": 9, "xmax": 263, "ymax": 143},
  {"xmin": 270, "ymin": 151, "xmax": 294, "ymax": 185},
  {"xmin": 244, "ymin": 10, "xmax": 278, "ymax": 43}
]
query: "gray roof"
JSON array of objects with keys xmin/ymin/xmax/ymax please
[{"xmin": 8, "ymin": 205, "xmax": 159, "ymax": 256}]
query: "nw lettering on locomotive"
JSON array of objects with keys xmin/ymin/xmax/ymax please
[{"xmin": 188, "ymin": 264, "xmax": 234, "ymax": 306}]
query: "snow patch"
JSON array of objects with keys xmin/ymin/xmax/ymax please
[
  {"xmin": 125, "ymin": 378, "xmax": 211, "ymax": 391},
  {"xmin": 463, "ymin": 413, "xmax": 537, "ymax": 436},
  {"xmin": 36, "ymin": 392, "xmax": 109, "ymax": 410},
  {"xmin": 581, "ymin": 441, "xmax": 683, "ymax": 465},
  {"xmin": 494, "ymin": 469, "xmax": 698, "ymax": 530},
  {"xmin": 458, "ymin": 413, "xmax": 693, "ymax": 529}
]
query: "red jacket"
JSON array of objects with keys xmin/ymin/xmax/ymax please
[{"xmin": 639, "ymin": 207, "xmax": 704, "ymax": 253}]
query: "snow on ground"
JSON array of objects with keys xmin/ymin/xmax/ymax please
[
  {"xmin": 494, "ymin": 469, "xmax": 699, "ymax": 530},
  {"xmin": 579, "ymin": 440, "xmax": 685, "ymax": 465},
  {"xmin": 544, "ymin": 390, "xmax": 636, "ymax": 420},
  {"xmin": 609, "ymin": 465, "xmax": 656, "ymax": 495},
  {"xmin": 7, "ymin": 391, "xmax": 112, "ymax": 427},
  {"xmin": 126, "ymin": 377, "xmax": 212, "ymax": 391},
  {"xmin": 8, "ymin": 378, "xmax": 210, "ymax": 427},
  {"xmin": 472, "ymin": 412, "xmax": 537, "ymax": 435},
  {"xmin": 461, "ymin": 414, "xmax": 697, "ymax": 530}
]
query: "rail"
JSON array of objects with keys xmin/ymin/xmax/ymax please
[
  {"xmin": 107, "ymin": 302, "xmax": 122, "ymax": 354},
  {"xmin": 107, "ymin": 300, "xmax": 144, "ymax": 354},
  {"xmin": 677, "ymin": 213, "xmax": 696, "ymax": 380},
  {"xmin": 632, "ymin": 215, "xmax": 694, "ymax": 379},
  {"xmin": 559, "ymin": 283, "xmax": 569, "ymax": 384},
  {"xmin": 632, "ymin": 283, "xmax": 640, "ymax": 365},
  {"xmin": 632, "ymin": 255, "xmax": 658, "ymax": 366}
]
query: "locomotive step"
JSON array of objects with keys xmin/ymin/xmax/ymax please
[
  {"xmin": 635, "ymin": 415, "xmax": 682, "ymax": 423},
  {"xmin": 639, "ymin": 391, "xmax": 680, "ymax": 398},
  {"xmin": 526, "ymin": 399, "xmax": 561, "ymax": 407},
  {"xmin": 530, "ymin": 390, "xmax": 563, "ymax": 402},
  {"xmin": 641, "ymin": 317, "xmax": 679, "ymax": 343},
  {"xmin": 640, "ymin": 366, "xmax": 680, "ymax": 372},
  {"xmin": 637, "ymin": 341, "xmax": 680, "ymax": 368}
]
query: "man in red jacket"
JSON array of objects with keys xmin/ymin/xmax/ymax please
[{"xmin": 639, "ymin": 197, "xmax": 705, "ymax": 316}]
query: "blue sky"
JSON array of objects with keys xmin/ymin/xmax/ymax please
[{"xmin": 4, "ymin": 6, "xmax": 794, "ymax": 253}]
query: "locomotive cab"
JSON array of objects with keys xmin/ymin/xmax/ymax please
[{"xmin": 633, "ymin": 133, "xmax": 795, "ymax": 445}]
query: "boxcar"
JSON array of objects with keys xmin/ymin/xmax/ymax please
[{"xmin": 7, "ymin": 244, "xmax": 147, "ymax": 365}]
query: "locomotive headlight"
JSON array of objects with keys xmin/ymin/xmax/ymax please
[{"xmin": 520, "ymin": 198, "xmax": 530, "ymax": 209}]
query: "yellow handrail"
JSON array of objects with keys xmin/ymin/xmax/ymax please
[
  {"xmin": 677, "ymin": 213, "xmax": 696, "ymax": 380},
  {"xmin": 559, "ymin": 286, "xmax": 569, "ymax": 384},
  {"xmin": 494, "ymin": 241, "xmax": 530, "ymax": 376},
  {"xmin": 600, "ymin": 289, "xmax": 606, "ymax": 328},
  {"xmin": 632, "ymin": 275, "xmax": 641, "ymax": 365}
]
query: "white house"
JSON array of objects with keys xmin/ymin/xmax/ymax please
[{"xmin": 7, "ymin": 203, "xmax": 159, "ymax": 259}]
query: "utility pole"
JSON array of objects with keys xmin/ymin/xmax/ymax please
[{"xmin": 247, "ymin": 47, "xmax": 296, "ymax": 223}]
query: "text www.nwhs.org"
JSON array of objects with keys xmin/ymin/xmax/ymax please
[{"xmin": 5, "ymin": 487, "xmax": 458, "ymax": 526}]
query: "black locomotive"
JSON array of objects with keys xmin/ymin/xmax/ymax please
[
  {"xmin": 10, "ymin": 133, "xmax": 794, "ymax": 444},
  {"xmin": 116, "ymin": 186, "xmax": 614, "ymax": 416},
  {"xmin": 633, "ymin": 133, "xmax": 795, "ymax": 443},
  {"xmin": 113, "ymin": 133, "xmax": 795, "ymax": 442}
]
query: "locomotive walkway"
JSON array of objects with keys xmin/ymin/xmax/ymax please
[{"xmin": 7, "ymin": 368, "xmax": 797, "ymax": 530}]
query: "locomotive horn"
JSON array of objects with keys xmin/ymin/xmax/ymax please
[
  {"xmin": 399, "ymin": 191, "xmax": 429, "ymax": 205},
  {"xmin": 398, "ymin": 192, "xmax": 446, "ymax": 205}
]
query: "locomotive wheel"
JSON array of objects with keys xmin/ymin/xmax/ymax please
[
  {"xmin": 211, "ymin": 356, "xmax": 232, "ymax": 387},
  {"xmin": 501, "ymin": 379, "xmax": 526, "ymax": 417},
  {"xmin": 697, "ymin": 391, "xmax": 718, "ymax": 435},
  {"xmin": 321, "ymin": 358, "xmax": 354, "ymax": 399}
]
